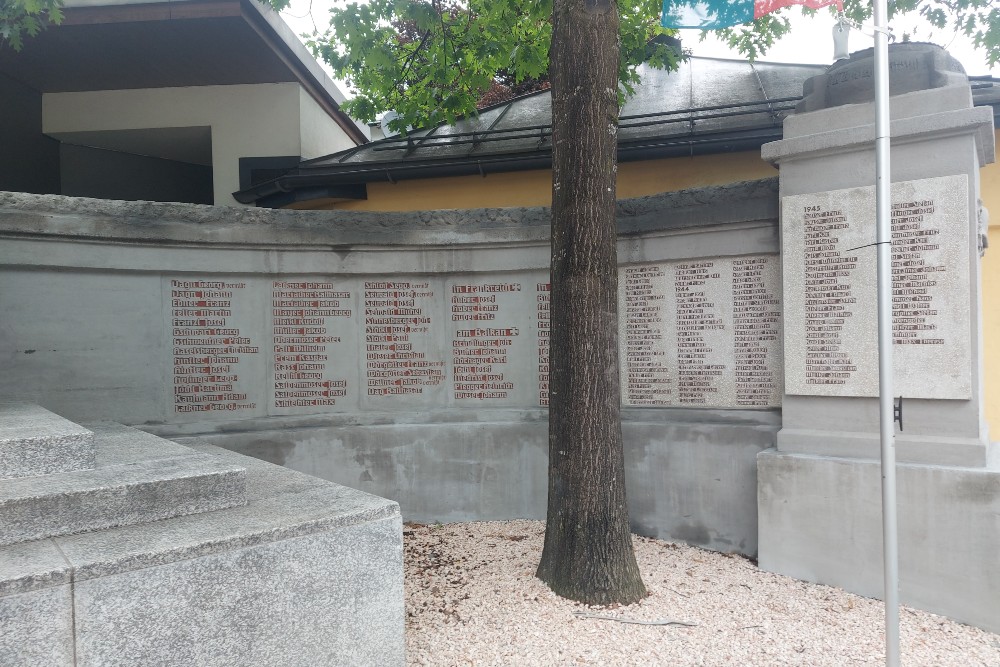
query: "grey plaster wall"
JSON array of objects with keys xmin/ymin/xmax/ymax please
[
  {"xmin": 758, "ymin": 449, "xmax": 1000, "ymax": 634},
  {"xmin": 0, "ymin": 181, "xmax": 781, "ymax": 556},
  {"xmin": 173, "ymin": 408, "xmax": 779, "ymax": 555}
]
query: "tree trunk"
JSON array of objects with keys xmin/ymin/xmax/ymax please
[{"xmin": 535, "ymin": 0, "xmax": 646, "ymax": 605}]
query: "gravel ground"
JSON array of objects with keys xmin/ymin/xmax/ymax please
[{"xmin": 404, "ymin": 520, "xmax": 1000, "ymax": 666}]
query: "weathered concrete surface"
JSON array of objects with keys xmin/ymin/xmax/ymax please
[
  {"xmin": 796, "ymin": 43, "xmax": 968, "ymax": 113},
  {"xmin": 0, "ymin": 402, "xmax": 94, "ymax": 479},
  {"xmin": 175, "ymin": 413, "xmax": 551, "ymax": 525},
  {"xmin": 0, "ymin": 178, "xmax": 776, "ymax": 247},
  {"xmin": 0, "ymin": 180, "xmax": 783, "ymax": 559},
  {"xmin": 624, "ymin": 409, "xmax": 780, "ymax": 555},
  {"xmin": 0, "ymin": 442, "xmax": 404, "ymax": 667},
  {"xmin": 758, "ymin": 449, "xmax": 1000, "ymax": 634},
  {"xmin": 172, "ymin": 408, "xmax": 780, "ymax": 557},
  {"xmin": 0, "ymin": 423, "xmax": 246, "ymax": 547}
]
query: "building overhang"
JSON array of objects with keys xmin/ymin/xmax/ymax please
[{"xmin": 0, "ymin": 0, "xmax": 367, "ymax": 145}]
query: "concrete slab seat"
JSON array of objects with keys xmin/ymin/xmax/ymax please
[
  {"xmin": 0, "ymin": 402, "xmax": 95, "ymax": 479},
  {"xmin": 0, "ymin": 441, "xmax": 404, "ymax": 666},
  {"xmin": 0, "ymin": 422, "xmax": 247, "ymax": 547},
  {"xmin": 0, "ymin": 403, "xmax": 403, "ymax": 665}
]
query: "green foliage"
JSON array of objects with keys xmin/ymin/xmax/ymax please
[
  {"xmin": 717, "ymin": 0, "xmax": 1000, "ymax": 66},
  {"xmin": 302, "ymin": 0, "xmax": 1000, "ymax": 133},
  {"xmin": 713, "ymin": 14, "xmax": 792, "ymax": 62},
  {"xmin": 306, "ymin": 0, "xmax": 679, "ymax": 131},
  {"xmin": 0, "ymin": 0, "xmax": 64, "ymax": 51}
]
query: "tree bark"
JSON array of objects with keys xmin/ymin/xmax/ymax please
[{"xmin": 535, "ymin": 0, "xmax": 647, "ymax": 605}]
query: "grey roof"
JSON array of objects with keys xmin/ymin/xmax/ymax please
[
  {"xmin": 234, "ymin": 56, "xmax": 1000, "ymax": 206},
  {"xmin": 313, "ymin": 57, "xmax": 824, "ymax": 167}
]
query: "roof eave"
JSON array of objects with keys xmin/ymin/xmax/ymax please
[{"xmin": 234, "ymin": 127, "xmax": 788, "ymax": 207}]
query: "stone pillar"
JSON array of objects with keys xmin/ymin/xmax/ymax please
[{"xmin": 758, "ymin": 44, "xmax": 1000, "ymax": 633}]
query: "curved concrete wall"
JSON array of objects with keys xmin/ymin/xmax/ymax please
[{"xmin": 0, "ymin": 181, "xmax": 781, "ymax": 555}]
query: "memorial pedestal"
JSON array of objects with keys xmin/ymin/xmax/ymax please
[
  {"xmin": 759, "ymin": 44, "xmax": 1000, "ymax": 633},
  {"xmin": 0, "ymin": 403, "xmax": 404, "ymax": 666}
]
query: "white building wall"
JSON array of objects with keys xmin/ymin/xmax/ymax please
[
  {"xmin": 298, "ymin": 86, "xmax": 357, "ymax": 159},
  {"xmin": 42, "ymin": 83, "xmax": 355, "ymax": 206}
]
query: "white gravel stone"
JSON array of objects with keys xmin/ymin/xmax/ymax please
[{"xmin": 404, "ymin": 520, "xmax": 1000, "ymax": 666}]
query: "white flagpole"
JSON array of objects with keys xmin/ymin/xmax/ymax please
[{"xmin": 872, "ymin": 0, "xmax": 900, "ymax": 664}]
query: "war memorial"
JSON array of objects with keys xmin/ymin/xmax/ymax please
[{"xmin": 0, "ymin": 44, "xmax": 997, "ymax": 663}]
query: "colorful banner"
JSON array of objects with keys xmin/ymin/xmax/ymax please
[{"xmin": 661, "ymin": 0, "xmax": 843, "ymax": 30}]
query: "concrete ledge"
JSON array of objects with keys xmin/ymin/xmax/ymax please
[
  {"xmin": 0, "ymin": 442, "xmax": 404, "ymax": 666},
  {"xmin": 0, "ymin": 402, "xmax": 94, "ymax": 479},
  {"xmin": 0, "ymin": 423, "xmax": 247, "ymax": 547},
  {"xmin": 0, "ymin": 539, "xmax": 70, "ymax": 599},
  {"xmin": 762, "ymin": 105, "xmax": 994, "ymax": 167},
  {"xmin": 776, "ymin": 426, "xmax": 991, "ymax": 468},
  {"xmin": 758, "ymin": 449, "xmax": 1000, "ymax": 634},
  {"xmin": 0, "ymin": 179, "xmax": 777, "ymax": 247}
]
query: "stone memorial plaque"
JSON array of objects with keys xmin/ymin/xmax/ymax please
[
  {"xmin": 164, "ymin": 257, "xmax": 783, "ymax": 417},
  {"xmin": 674, "ymin": 260, "xmax": 730, "ymax": 406},
  {"xmin": 731, "ymin": 257, "xmax": 783, "ymax": 407},
  {"xmin": 536, "ymin": 281, "xmax": 550, "ymax": 406},
  {"xmin": 166, "ymin": 277, "xmax": 267, "ymax": 417},
  {"xmin": 618, "ymin": 255, "xmax": 782, "ymax": 409},
  {"xmin": 448, "ymin": 277, "xmax": 538, "ymax": 406},
  {"xmin": 620, "ymin": 265, "xmax": 672, "ymax": 405},
  {"xmin": 270, "ymin": 278, "xmax": 357, "ymax": 414},
  {"xmin": 782, "ymin": 174, "xmax": 971, "ymax": 399},
  {"xmin": 361, "ymin": 277, "xmax": 448, "ymax": 407}
]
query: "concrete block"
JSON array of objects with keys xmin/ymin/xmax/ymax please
[
  {"xmin": 55, "ymin": 442, "xmax": 402, "ymax": 581},
  {"xmin": 758, "ymin": 449, "xmax": 1000, "ymax": 634},
  {"xmin": 0, "ymin": 401, "xmax": 94, "ymax": 479},
  {"xmin": 0, "ymin": 585, "xmax": 74, "ymax": 667},
  {"xmin": 0, "ymin": 422, "xmax": 246, "ymax": 546},
  {"xmin": 0, "ymin": 441, "xmax": 404, "ymax": 666},
  {"xmin": 0, "ymin": 538, "xmax": 70, "ymax": 598},
  {"xmin": 58, "ymin": 442, "xmax": 402, "ymax": 666},
  {"xmin": 73, "ymin": 517, "xmax": 403, "ymax": 667}
]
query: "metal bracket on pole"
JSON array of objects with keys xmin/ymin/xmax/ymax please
[
  {"xmin": 835, "ymin": 12, "xmax": 895, "ymax": 40},
  {"xmin": 894, "ymin": 396, "xmax": 903, "ymax": 431}
]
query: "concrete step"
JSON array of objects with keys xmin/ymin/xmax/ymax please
[
  {"xmin": 0, "ymin": 422, "xmax": 246, "ymax": 547},
  {"xmin": 0, "ymin": 402, "xmax": 95, "ymax": 479}
]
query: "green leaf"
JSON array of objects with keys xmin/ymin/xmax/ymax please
[{"xmin": 270, "ymin": 0, "xmax": 1000, "ymax": 132}]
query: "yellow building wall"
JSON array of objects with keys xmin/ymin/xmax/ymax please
[
  {"xmin": 318, "ymin": 141, "xmax": 999, "ymax": 439},
  {"xmin": 320, "ymin": 151, "xmax": 777, "ymax": 212},
  {"xmin": 979, "ymin": 135, "xmax": 1000, "ymax": 439}
]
